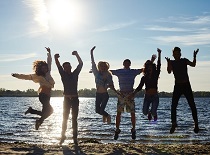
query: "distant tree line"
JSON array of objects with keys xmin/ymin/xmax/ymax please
[{"xmin": 1, "ymin": 88, "xmax": 210, "ymax": 97}]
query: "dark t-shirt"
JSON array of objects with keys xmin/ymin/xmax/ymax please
[
  {"xmin": 58, "ymin": 64, "xmax": 83, "ymax": 95},
  {"xmin": 171, "ymin": 58, "xmax": 189, "ymax": 83},
  {"xmin": 136, "ymin": 60, "xmax": 161, "ymax": 91}
]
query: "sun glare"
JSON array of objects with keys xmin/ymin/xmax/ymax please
[{"xmin": 48, "ymin": 0, "xmax": 83, "ymax": 32}]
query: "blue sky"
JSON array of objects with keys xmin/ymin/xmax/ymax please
[{"xmin": 0, "ymin": 0, "xmax": 210, "ymax": 92}]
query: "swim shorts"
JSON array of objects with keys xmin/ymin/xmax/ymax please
[{"xmin": 117, "ymin": 92, "xmax": 135, "ymax": 113}]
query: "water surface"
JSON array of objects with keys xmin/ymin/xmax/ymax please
[{"xmin": 0, "ymin": 97, "xmax": 209, "ymax": 145}]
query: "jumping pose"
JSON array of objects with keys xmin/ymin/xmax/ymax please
[
  {"xmin": 11, "ymin": 47, "xmax": 55, "ymax": 130},
  {"xmin": 132, "ymin": 48, "xmax": 161, "ymax": 121},
  {"xmin": 54, "ymin": 51, "xmax": 83, "ymax": 145},
  {"xmin": 90, "ymin": 46, "xmax": 120, "ymax": 124},
  {"xmin": 165, "ymin": 47, "xmax": 199, "ymax": 134},
  {"xmin": 110, "ymin": 59, "xmax": 142, "ymax": 140}
]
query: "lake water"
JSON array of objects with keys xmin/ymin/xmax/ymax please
[{"xmin": 0, "ymin": 97, "xmax": 209, "ymax": 145}]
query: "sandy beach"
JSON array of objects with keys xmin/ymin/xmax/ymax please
[
  {"xmin": 1, "ymin": 98, "xmax": 210, "ymax": 154},
  {"xmin": 1, "ymin": 141, "xmax": 210, "ymax": 155}
]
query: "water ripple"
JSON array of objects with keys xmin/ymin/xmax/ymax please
[{"xmin": 0, "ymin": 97, "xmax": 209, "ymax": 145}]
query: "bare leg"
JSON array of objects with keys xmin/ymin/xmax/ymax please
[
  {"xmin": 114, "ymin": 112, "xmax": 121, "ymax": 140},
  {"xmin": 131, "ymin": 112, "xmax": 136, "ymax": 129},
  {"xmin": 116, "ymin": 112, "xmax": 121, "ymax": 129}
]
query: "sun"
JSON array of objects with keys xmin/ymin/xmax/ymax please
[{"xmin": 47, "ymin": 0, "xmax": 83, "ymax": 32}]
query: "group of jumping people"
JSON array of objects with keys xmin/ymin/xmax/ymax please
[{"xmin": 11, "ymin": 46, "xmax": 199, "ymax": 145}]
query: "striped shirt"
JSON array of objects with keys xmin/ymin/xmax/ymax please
[{"xmin": 110, "ymin": 68, "xmax": 141, "ymax": 92}]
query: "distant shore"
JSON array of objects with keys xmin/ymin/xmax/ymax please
[
  {"xmin": 1, "ymin": 141, "xmax": 210, "ymax": 154},
  {"xmin": 1, "ymin": 88, "xmax": 210, "ymax": 97}
]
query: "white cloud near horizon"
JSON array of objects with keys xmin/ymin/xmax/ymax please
[
  {"xmin": 0, "ymin": 53, "xmax": 37, "ymax": 62},
  {"xmin": 196, "ymin": 60, "xmax": 210, "ymax": 66}
]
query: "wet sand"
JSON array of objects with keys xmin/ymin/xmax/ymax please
[{"xmin": 1, "ymin": 141, "xmax": 210, "ymax": 155}]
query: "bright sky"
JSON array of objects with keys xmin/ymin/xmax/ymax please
[{"xmin": 0, "ymin": 0, "xmax": 210, "ymax": 92}]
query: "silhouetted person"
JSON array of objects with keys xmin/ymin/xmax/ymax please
[
  {"xmin": 132, "ymin": 48, "xmax": 161, "ymax": 121},
  {"xmin": 12, "ymin": 47, "xmax": 54, "ymax": 130},
  {"xmin": 90, "ymin": 46, "xmax": 120, "ymax": 124},
  {"xmin": 110, "ymin": 59, "xmax": 142, "ymax": 140},
  {"xmin": 165, "ymin": 47, "xmax": 199, "ymax": 134},
  {"xmin": 54, "ymin": 51, "xmax": 83, "ymax": 145}
]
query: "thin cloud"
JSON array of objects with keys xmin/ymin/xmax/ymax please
[
  {"xmin": 0, "ymin": 53, "xmax": 37, "ymax": 62},
  {"xmin": 151, "ymin": 33, "xmax": 210, "ymax": 46},
  {"xmin": 146, "ymin": 14, "xmax": 210, "ymax": 45},
  {"xmin": 22, "ymin": 0, "xmax": 49, "ymax": 34},
  {"xmin": 157, "ymin": 15, "xmax": 210, "ymax": 25},
  {"xmin": 144, "ymin": 25, "xmax": 188, "ymax": 32},
  {"xmin": 181, "ymin": 16, "xmax": 210, "ymax": 25},
  {"xmin": 94, "ymin": 21, "xmax": 137, "ymax": 32}
]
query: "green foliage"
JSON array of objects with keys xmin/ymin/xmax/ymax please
[
  {"xmin": 78, "ymin": 88, "xmax": 96, "ymax": 97},
  {"xmin": 51, "ymin": 90, "xmax": 63, "ymax": 97},
  {"xmin": 0, "ymin": 88, "xmax": 210, "ymax": 97},
  {"xmin": 0, "ymin": 88, "xmax": 37, "ymax": 97}
]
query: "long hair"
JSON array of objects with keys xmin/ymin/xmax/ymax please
[
  {"xmin": 97, "ymin": 61, "xmax": 111, "ymax": 78},
  {"xmin": 33, "ymin": 60, "xmax": 48, "ymax": 76},
  {"xmin": 97, "ymin": 61, "xmax": 110, "ymax": 71},
  {"xmin": 143, "ymin": 60, "xmax": 156, "ymax": 77}
]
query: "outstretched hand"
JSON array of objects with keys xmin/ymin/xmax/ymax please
[
  {"xmin": 165, "ymin": 57, "xmax": 170, "ymax": 62},
  {"xmin": 54, "ymin": 54, "xmax": 60, "ymax": 59},
  {"xmin": 194, "ymin": 49, "xmax": 199, "ymax": 57},
  {"xmin": 72, "ymin": 51, "xmax": 78, "ymax": 55},
  {"xmin": 45, "ymin": 47, "xmax": 51, "ymax": 53},
  {"xmin": 116, "ymin": 91, "xmax": 124, "ymax": 98},
  {"xmin": 127, "ymin": 92, "xmax": 135, "ymax": 99},
  {"xmin": 11, "ymin": 73, "xmax": 17, "ymax": 77},
  {"xmin": 91, "ymin": 46, "xmax": 96, "ymax": 52},
  {"xmin": 157, "ymin": 48, "xmax": 162, "ymax": 53}
]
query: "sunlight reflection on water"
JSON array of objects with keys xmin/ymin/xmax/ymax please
[{"xmin": 0, "ymin": 97, "xmax": 210, "ymax": 145}]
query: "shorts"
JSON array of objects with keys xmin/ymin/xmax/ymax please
[{"xmin": 117, "ymin": 92, "xmax": 135, "ymax": 113}]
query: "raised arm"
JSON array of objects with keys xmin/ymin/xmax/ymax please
[
  {"xmin": 157, "ymin": 48, "xmax": 161, "ymax": 64},
  {"xmin": 45, "ymin": 47, "xmax": 52, "ymax": 71},
  {"xmin": 54, "ymin": 54, "xmax": 61, "ymax": 67},
  {"xmin": 165, "ymin": 57, "xmax": 172, "ymax": 74},
  {"xmin": 72, "ymin": 51, "xmax": 83, "ymax": 65},
  {"xmin": 90, "ymin": 46, "xmax": 96, "ymax": 63},
  {"xmin": 187, "ymin": 49, "xmax": 199, "ymax": 67}
]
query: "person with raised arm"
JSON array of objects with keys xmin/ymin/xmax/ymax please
[
  {"xmin": 54, "ymin": 50, "xmax": 83, "ymax": 145},
  {"xmin": 132, "ymin": 48, "xmax": 161, "ymax": 121},
  {"xmin": 165, "ymin": 47, "xmax": 199, "ymax": 134},
  {"xmin": 11, "ymin": 47, "xmax": 55, "ymax": 130},
  {"xmin": 90, "ymin": 46, "xmax": 120, "ymax": 124}
]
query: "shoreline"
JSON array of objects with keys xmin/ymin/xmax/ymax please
[{"xmin": 1, "ymin": 141, "xmax": 210, "ymax": 154}]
